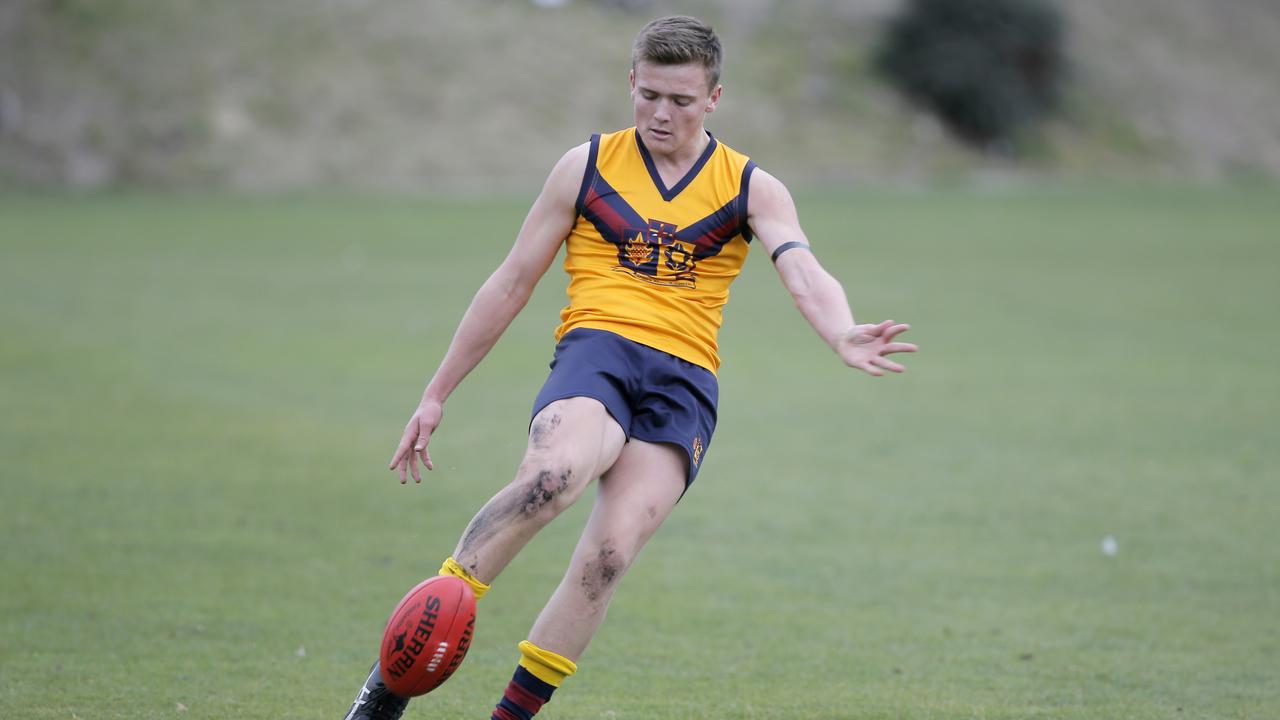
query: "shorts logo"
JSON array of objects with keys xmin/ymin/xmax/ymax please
[
  {"xmin": 691, "ymin": 436, "xmax": 704, "ymax": 467},
  {"xmin": 617, "ymin": 219, "xmax": 698, "ymax": 288}
]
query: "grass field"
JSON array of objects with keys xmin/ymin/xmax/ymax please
[{"xmin": 1, "ymin": 187, "xmax": 1277, "ymax": 719}]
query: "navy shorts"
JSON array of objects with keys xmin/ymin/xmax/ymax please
[{"xmin": 531, "ymin": 328, "xmax": 719, "ymax": 486}]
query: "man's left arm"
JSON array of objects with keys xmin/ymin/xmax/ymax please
[{"xmin": 746, "ymin": 168, "xmax": 917, "ymax": 376}]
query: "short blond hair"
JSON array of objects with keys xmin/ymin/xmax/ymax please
[{"xmin": 631, "ymin": 16, "xmax": 723, "ymax": 90}]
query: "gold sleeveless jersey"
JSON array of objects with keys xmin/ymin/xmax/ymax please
[{"xmin": 555, "ymin": 127, "xmax": 757, "ymax": 373}]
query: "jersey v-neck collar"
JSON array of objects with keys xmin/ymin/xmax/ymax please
[{"xmin": 633, "ymin": 128, "xmax": 719, "ymax": 202}]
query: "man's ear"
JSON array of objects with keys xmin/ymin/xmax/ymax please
[{"xmin": 706, "ymin": 84, "xmax": 723, "ymax": 113}]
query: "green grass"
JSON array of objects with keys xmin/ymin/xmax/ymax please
[{"xmin": 1, "ymin": 187, "xmax": 1278, "ymax": 719}]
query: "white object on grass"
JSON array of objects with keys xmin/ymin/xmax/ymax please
[{"xmin": 1101, "ymin": 536, "xmax": 1118, "ymax": 556}]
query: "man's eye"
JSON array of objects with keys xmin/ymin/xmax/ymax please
[{"xmin": 675, "ymin": 99, "xmax": 691, "ymax": 107}]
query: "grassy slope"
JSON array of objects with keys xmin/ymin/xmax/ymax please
[
  {"xmin": 1, "ymin": 188, "xmax": 1278, "ymax": 718},
  {"xmin": 5, "ymin": 0, "xmax": 1280, "ymax": 189}
]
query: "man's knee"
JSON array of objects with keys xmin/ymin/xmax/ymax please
[
  {"xmin": 517, "ymin": 458, "xmax": 583, "ymax": 515},
  {"xmin": 513, "ymin": 458, "xmax": 586, "ymax": 519}
]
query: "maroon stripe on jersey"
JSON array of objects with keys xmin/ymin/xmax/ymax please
[
  {"xmin": 581, "ymin": 178, "xmax": 646, "ymax": 248},
  {"xmin": 676, "ymin": 196, "xmax": 743, "ymax": 259}
]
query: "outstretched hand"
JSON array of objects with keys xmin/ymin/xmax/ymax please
[
  {"xmin": 389, "ymin": 400, "xmax": 444, "ymax": 484},
  {"xmin": 838, "ymin": 320, "xmax": 917, "ymax": 376}
]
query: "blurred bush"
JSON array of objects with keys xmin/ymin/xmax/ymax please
[{"xmin": 876, "ymin": 0, "xmax": 1067, "ymax": 150}]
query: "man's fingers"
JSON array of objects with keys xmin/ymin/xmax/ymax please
[
  {"xmin": 410, "ymin": 445, "xmax": 424, "ymax": 484},
  {"xmin": 881, "ymin": 323, "xmax": 911, "ymax": 342},
  {"xmin": 846, "ymin": 320, "xmax": 913, "ymax": 376},
  {"xmin": 857, "ymin": 319, "xmax": 895, "ymax": 341},
  {"xmin": 404, "ymin": 427, "xmax": 419, "ymax": 479},
  {"xmin": 413, "ymin": 447, "xmax": 429, "ymax": 482},
  {"xmin": 389, "ymin": 442, "xmax": 409, "ymax": 470},
  {"xmin": 857, "ymin": 361, "xmax": 885, "ymax": 377},
  {"xmin": 848, "ymin": 320, "xmax": 891, "ymax": 345},
  {"xmin": 873, "ymin": 356, "xmax": 906, "ymax": 373},
  {"xmin": 414, "ymin": 435, "xmax": 433, "ymax": 476},
  {"xmin": 392, "ymin": 420, "xmax": 437, "ymax": 483},
  {"xmin": 390, "ymin": 420, "xmax": 418, "ymax": 469}
]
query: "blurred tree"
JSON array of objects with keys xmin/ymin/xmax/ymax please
[{"xmin": 875, "ymin": 0, "xmax": 1066, "ymax": 150}]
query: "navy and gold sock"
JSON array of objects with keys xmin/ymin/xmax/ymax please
[{"xmin": 491, "ymin": 640, "xmax": 576, "ymax": 720}]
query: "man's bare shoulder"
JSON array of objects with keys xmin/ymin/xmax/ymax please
[
  {"xmin": 746, "ymin": 166, "xmax": 801, "ymax": 234},
  {"xmin": 562, "ymin": 141, "xmax": 592, "ymax": 163},
  {"xmin": 747, "ymin": 166, "xmax": 791, "ymax": 206},
  {"xmin": 540, "ymin": 141, "xmax": 593, "ymax": 206},
  {"xmin": 551, "ymin": 142, "xmax": 592, "ymax": 179}
]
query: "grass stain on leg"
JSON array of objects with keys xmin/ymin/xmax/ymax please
[
  {"xmin": 580, "ymin": 541, "xmax": 621, "ymax": 603},
  {"xmin": 529, "ymin": 414, "xmax": 562, "ymax": 450},
  {"xmin": 456, "ymin": 485, "xmax": 527, "ymax": 567},
  {"xmin": 521, "ymin": 469, "xmax": 571, "ymax": 516}
]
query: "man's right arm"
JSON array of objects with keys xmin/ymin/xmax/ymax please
[{"xmin": 390, "ymin": 143, "xmax": 590, "ymax": 483}]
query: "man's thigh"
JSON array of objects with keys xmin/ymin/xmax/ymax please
[
  {"xmin": 526, "ymin": 396, "xmax": 627, "ymax": 482},
  {"xmin": 590, "ymin": 438, "xmax": 687, "ymax": 545}
]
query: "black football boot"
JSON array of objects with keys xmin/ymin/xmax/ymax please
[{"xmin": 342, "ymin": 662, "xmax": 409, "ymax": 720}]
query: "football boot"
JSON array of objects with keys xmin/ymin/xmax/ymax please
[{"xmin": 342, "ymin": 662, "xmax": 409, "ymax": 720}]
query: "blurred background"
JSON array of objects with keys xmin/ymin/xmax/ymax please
[
  {"xmin": 3, "ymin": 0, "xmax": 1280, "ymax": 191},
  {"xmin": 3, "ymin": 2, "xmax": 1278, "ymax": 719}
]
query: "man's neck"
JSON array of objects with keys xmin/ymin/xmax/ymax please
[{"xmin": 652, "ymin": 128, "xmax": 710, "ymax": 172}]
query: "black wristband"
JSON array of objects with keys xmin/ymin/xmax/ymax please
[{"xmin": 770, "ymin": 241, "xmax": 810, "ymax": 263}]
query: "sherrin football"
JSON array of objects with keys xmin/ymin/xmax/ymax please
[{"xmin": 379, "ymin": 575, "xmax": 476, "ymax": 697}]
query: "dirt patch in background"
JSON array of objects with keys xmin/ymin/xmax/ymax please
[
  {"xmin": 2, "ymin": 0, "xmax": 1278, "ymax": 191},
  {"xmin": 1066, "ymin": 0, "xmax": 1280, "ymax": 179}
]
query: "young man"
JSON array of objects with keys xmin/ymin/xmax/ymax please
[{"xmin": 344, "ymin": 15, "xmax": 916, "ymax": 720}]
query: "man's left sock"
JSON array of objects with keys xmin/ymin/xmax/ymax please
[{"xmin": 490, "ymin": 640, "xmax": 576, "ymax": 720}]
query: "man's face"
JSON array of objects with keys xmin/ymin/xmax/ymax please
[{"xmin": 630, "ymin": 61, "xmax": 722, "ymax": 156}]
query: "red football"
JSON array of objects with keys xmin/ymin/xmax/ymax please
[{"xmin": 379, "ymin": 575, "xmax": 476, "ymax": 697}]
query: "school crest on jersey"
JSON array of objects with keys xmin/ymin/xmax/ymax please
[{"xmin": 617, "ymin": 219, "xmax": 698, "ymax": 288}]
